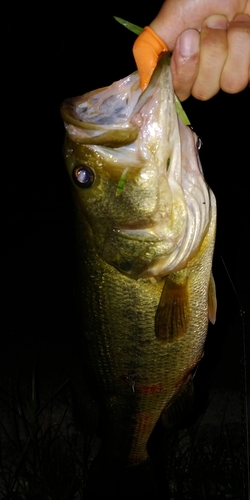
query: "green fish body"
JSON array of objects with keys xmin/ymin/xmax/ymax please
[{"xmin": 61, "ymin": 55, "xmax": 217, "ymax": 466}]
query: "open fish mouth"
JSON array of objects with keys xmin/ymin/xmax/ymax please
[
  {"xmin": 60, "ymin": 72, "xmax": 142, "ymax": 147},
  {"xmin": 61, "ymin": 54, "xmax": 212, "ymax": 279},
  {"xmin": 60, "ymin": 53, "xmax": 174, "ymax": 149},
  {"xmin": 61, "ymin": 73, "xmax": 141, "ymax": 126}
]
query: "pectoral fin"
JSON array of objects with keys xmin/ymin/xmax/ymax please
[
  {"xmin": 208, "ymin": 273, "xmax": 217, "ymax": 324},
  {"xmin": 155, "ymin": 274, "xmax": 189, "ymax": 343}
]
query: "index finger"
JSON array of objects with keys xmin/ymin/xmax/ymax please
[{"xmin": 150, "ymin": 0, "xmax": 247, "ymax": 49}]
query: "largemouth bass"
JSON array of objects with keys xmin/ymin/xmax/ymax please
[{"xmin": 61, "ymin": 55, "xmax": 216, "ymax": 467}]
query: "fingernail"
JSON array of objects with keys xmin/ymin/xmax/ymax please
[
  {"xmin": 177, "ymin": 29, "xmax": 199, "ymax": 57},
  {"xmin": 232, "ymin": 14, "xmax": 250, "ymax": 22},
  {"xmin": 204, "ymin": 14, "xmax": 228, "ymax": 29}
]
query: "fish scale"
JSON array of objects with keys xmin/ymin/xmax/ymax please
[{"xmin": 72, "ymin": 197, "xmax": 215, "ymax": 465}]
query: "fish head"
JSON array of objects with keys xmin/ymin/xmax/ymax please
[{"xmin": 61, "ymin": 55, "xmax": 211, "ymax": 279}]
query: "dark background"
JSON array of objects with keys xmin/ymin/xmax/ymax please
[{"xmin": 3, "ymin": 1, "xmax": 249, "ymax": 416}]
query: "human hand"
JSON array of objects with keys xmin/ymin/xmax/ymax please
[
  {"xmin": 170, "ymin": 13, "xmax": 250, "ymax": 100},
  {"xmin": 133, "ymin": 0, "xmax": 250, "ymax": 100}
]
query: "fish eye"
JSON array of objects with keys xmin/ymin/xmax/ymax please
[{"xmin": 73, "ymin": 165, "xmax": 95, "ymax": 188}]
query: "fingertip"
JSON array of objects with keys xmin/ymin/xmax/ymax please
[
  {"xmin": 202, "ymin": 14, "xmax": 228, "ymax": 30},
  {"xmin": 222, "ymin": 15, "xmax": 250, "ymax": 94},
  {"xmin": 176, "ymin": 29, "xmax": 200, "ymax": 58},
  {"xmin": 171, "ymin": 30, "xmax": 200, "ymax": 101},
  {"xmin": 232, "ymin": 14, "xmax": 250, "ymax": 23}
]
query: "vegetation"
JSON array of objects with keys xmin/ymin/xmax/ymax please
[{"xmin": 0, "ymin": 360, "xmax": 246, "ymax": 499}]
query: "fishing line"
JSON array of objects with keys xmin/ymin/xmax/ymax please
[
  {"xmin": 220, "ymin": 255, "xmax": 242, "ymax": 308},
  {"xmin": 220, "ymin": 255, "xmax": 249, "ymax": 500}
]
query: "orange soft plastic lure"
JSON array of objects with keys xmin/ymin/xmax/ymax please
[{"xmin": 133, "ymin": 26, "xmax": 168, "ymax": 90}]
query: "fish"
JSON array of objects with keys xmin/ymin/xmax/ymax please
[{"xmin": 60, "ymin": 54, "xmax": 217, "ymax": 468}]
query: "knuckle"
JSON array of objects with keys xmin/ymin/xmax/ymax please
[{"xmin": 200, "ymin": 27, "xmax": 228, "ymax": 51}]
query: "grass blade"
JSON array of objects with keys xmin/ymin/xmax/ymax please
[{"xmin": 113, "ymin": 17, "xmax": 143, "ymax": 35}]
